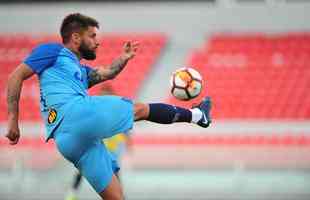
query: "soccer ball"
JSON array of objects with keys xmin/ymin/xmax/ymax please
[{"xmin": 170, "ymin": 67, "xmax": 203, "ymax": 101}]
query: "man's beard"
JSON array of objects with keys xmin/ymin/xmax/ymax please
[{"xmin": 79, "ymin": 41, "xmax": 96, "ymax": 60}]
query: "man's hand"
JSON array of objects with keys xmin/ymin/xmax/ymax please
[
  {"xmin": 6, "ymin": 120, "xmax": 20, "ymax": 145},
  {"xmin": 122, "ymin": 41, "xmax": 140, "ymax": 60},
  {"xmin": 88, "ymin": 41, "xmax": 140, "ymax": 88}
]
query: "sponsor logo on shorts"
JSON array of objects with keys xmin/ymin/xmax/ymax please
[{"xmin": 47, "ymin": 109, "xmax": 57, "ymax": 124}]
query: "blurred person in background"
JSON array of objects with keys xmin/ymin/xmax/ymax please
[{"xmin": 6, "ymin": 13, "xmax": 212, "ymax": 200}]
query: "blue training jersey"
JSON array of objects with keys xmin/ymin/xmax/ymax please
[{"xmin": 23, "ymin": 43, "xmax": 94, "ymax": 141}]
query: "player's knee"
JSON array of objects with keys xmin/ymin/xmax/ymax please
[
  {"xmin": 134, "ymin": 103, "xmax": 149, "ymax": 121},
  {"xmin": 104, "ymin": 191, "xmax": 124, "ymax": 200},
  {"xmin": 99, "ymin": 184, "xmax": 124, "ymax": 200},
  {"xmin": 99, "ymin": 174, "xmax": 124, "ymax": 200}
]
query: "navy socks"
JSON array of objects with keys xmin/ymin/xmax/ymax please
[{"xmin": 147, "ymin": 103, "xmax": 192, "ymax": 124}]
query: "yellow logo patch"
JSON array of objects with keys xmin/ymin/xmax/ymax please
[{"xmin": 47, "ymin": 109, "xmax": 57, "ymax": 124}]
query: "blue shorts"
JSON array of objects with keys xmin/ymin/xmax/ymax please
[{"xmin": 53, "ymin": 95, "xmax": 134, "ymax": 193}]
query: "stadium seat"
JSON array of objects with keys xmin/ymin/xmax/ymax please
[
  {"xmin": 169, "ymin": 33, "xmax": 310, "ymax": 119},
  {"xmin": 0, "ymin": 136, "xmax": 59, "ymax": 170}
]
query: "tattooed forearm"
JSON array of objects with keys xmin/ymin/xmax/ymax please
[
  {"xmin": 7, "ymin": 95, "xmax": 19, "ymax": 117},
  {"xmin": 108, "ymin": 56, "xmax": 129, "ymax": 79},
  {"xmin": 88, "ymin": 56, "xmax": 129, "ymax": 88},
  {"xmin": 6, "ymin": 64, "xmax": 34, "ymax": 120},
  {"xmin": 7, "ymin": 78, "xmax": 22, "ymax": 119},
  {"xmin": 88, "ymin": 69, "xmax": 104, "ymax": 88}
]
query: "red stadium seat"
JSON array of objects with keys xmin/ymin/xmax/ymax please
[
  {"xmin": 168, "ymin": 33, "xmax": 310, "ymax": 119},
  {"xmin": 0, "ymin": 136, "xmax": 59, "ymax": 170}
]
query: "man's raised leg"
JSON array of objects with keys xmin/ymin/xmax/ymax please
[{"xmin": 134, "ymin": 97, "xmax": 212, "ymax": 128}]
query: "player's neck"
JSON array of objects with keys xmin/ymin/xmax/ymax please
[{"xmin": 64, "ymin": 43, "xmax": 82, "ymax": 60}]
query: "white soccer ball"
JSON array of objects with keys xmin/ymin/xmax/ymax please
[{"xmin": 170, "ymin": 67, "xmax": 203, "ymax": 101}]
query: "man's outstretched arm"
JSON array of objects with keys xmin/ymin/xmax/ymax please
[
  {"xmin": 88, "ymin": 41, "xmax": 139, "ymax": 88},
  {"xmin": 6, "ymin": 63, "xmax": 34, "ymax": 145}
]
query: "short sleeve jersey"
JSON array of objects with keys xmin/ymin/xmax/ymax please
[{"xmin": 23, "ymin": 43, "xmax": 94, "ymax": 140}]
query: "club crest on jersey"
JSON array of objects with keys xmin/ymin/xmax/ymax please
[{"xmin": 47, "ymin": 109, "xmax": 57, "ymax": 124}]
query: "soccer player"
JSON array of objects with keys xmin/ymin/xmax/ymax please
[{"xmin": 6, "ymin": 13, "xmax": 212, "ymax": 200}]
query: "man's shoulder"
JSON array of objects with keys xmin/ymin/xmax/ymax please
[
  {"xmin": 30, "ymin": 42, "xmax": 65, "ymax": 58},
  {"xmin": 35, "ymin": 42, "xmax": 63, "ymax": 49},
  {"xmin": 24, "ymin": 43, "xmax": 65, "ymax": 74},
  {"xmin": 35, "ymin": 42, "xmax": 64, "ymax": 50}
]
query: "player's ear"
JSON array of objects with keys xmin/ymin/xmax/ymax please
[{"xmin": 72, "ymin": 32, "xmax": 81, "ymax": 45}]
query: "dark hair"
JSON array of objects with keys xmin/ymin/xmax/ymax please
[{"xmin": 60, "ymin": 13, "xmax": 99, "ymax": 44}]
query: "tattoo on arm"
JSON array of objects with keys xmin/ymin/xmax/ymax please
[
  {"xmin": 88, "ymin": 69, "xmax": 103, "ymax": 88},
  {"xmin": 7, "ymin": 79, "xmax": 22, "ymax": 119},
  {"xmin": 88, "ymin": 56, "xmax": 129, "ymax": 88},
  {"xmin": 108, "ymin": 56, "xmax": 129, "ymax": 79},
  {"xmin": 6, "ymin": 63, "xmax": 34, "ymax": 121}
]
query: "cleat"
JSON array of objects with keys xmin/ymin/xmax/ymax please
[{"xmin": 194, "ymin": 97, "xmax": 212, "ymax": 128}]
